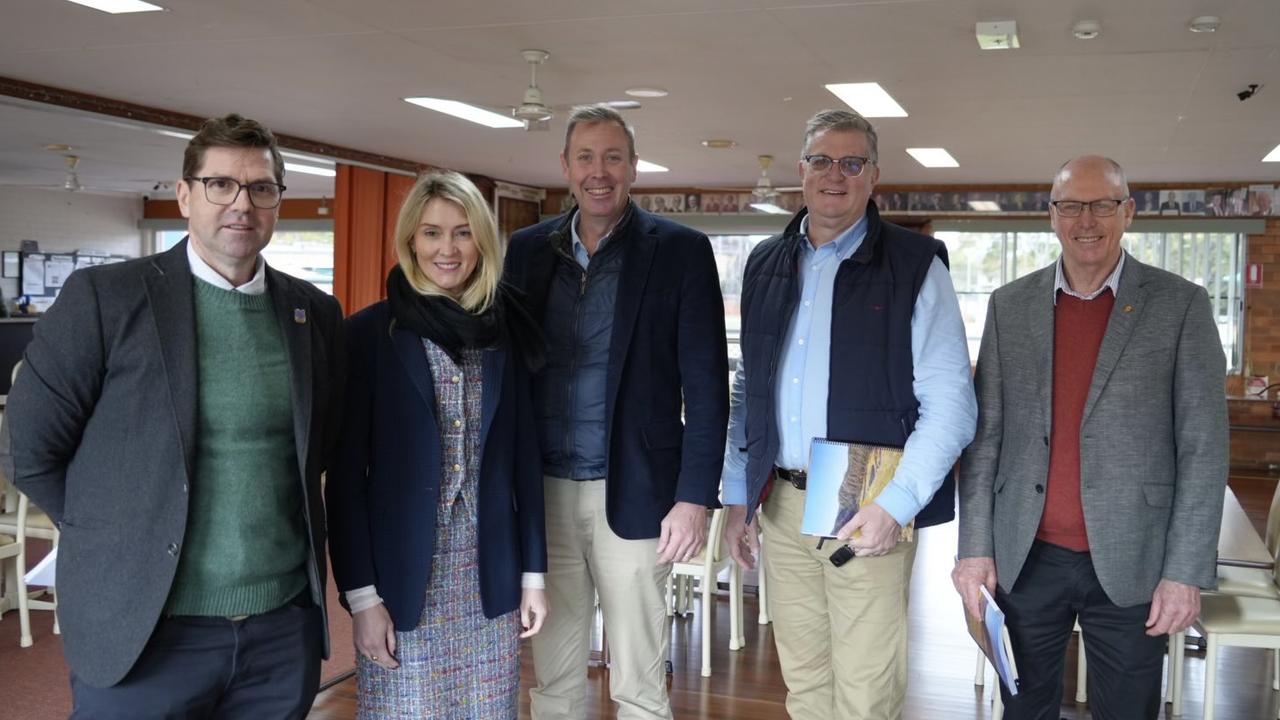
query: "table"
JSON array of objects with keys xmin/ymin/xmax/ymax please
[{"xmin": 1216, "ymin": 485, "xmax": 1272, "ymax": 569}]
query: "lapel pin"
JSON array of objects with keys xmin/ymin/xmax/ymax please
[
  {"xmin": 1123, "ymin": 304, "xmax": 1134, "ymax": 313},
  {"xmin": 293, "ymin": 308, "xmax": 307, "ymax": 324}
]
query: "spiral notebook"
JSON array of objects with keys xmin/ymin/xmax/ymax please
[
  {"xmin": 966, "ymin": 585, "xmax": 1021, "ymax": 695},
  {"xmin": 800, "ymin": 438, "xmax": 914, "ymax": 541}
]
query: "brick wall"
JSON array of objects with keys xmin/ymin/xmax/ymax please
[{"xmin": 1230, "ymin": 217, "xmax": 1280, "ymax": 471}]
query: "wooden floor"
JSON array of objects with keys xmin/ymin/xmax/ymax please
[{"xmin": 309, "ymin": 472, "xmax": 1280, "ymax": 719}]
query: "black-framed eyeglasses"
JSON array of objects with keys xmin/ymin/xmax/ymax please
[
  {"xmin": 1050, "ymin": 198, "xmax": 1128, "ymax": 218},
  {"xmin": 185, "ymin": 176, "xmax": 286, "ymax": 209},
  {"xmin": 802, "ymin": 154, "xmax": 871, "ymax": 178}
]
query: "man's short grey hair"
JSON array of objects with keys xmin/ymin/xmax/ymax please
[
  {"xmin": 802, "ymin": 109, "xmax": 879, "ymax": 165},
  {"xmin": 564, "ymin": 104, "xmax": 637, "ymax": 160},
  {"xmin": 1052, "ymin": 156, "xmax": 1130, "ymax": 198}
]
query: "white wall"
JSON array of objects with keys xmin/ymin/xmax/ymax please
[{"xmin": 0, "ymin": 186, "xmax": 145, "ymax": 303}]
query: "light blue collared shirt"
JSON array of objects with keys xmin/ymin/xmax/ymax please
[
  {"xmin": 569, "ymin": 206, "xmax": 628, "ymax": 269},
  {"xmin": 1053, "ymin": 253, "xmax": 1125, "ymax": 303},
  {"xmin": 721, "ymin": 216, "xmax": 978, "ymax": 526}
]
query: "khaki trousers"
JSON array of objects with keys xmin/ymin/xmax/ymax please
[
  {"xmin": 760, "ymin": 481, "xmax": 918, "ymax": 720},
  {"xmin": 529, "ymin": 477, "xmax": 673, "ymax": 720}
]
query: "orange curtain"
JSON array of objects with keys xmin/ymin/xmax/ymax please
[{"xmin": 334, "ymin": 165, "xmax": 416, "ymax": 316}]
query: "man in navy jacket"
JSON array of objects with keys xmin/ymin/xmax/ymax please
[{"xmin": 505, "ymin": 104, "xmax": 728, "ymax": 720}]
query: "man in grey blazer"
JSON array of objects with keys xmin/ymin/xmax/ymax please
[
  {"xmin": 6, "ymin": 114, "xmax": 344, "ymax": 718},
  {"xmin": 953, "ymin": 155, "xmax": 1228, "ymax": 720}
]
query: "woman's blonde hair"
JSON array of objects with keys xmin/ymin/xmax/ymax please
[{"xmin": 393, "ymin": 170, "xmax": 502, "ymax": 313}]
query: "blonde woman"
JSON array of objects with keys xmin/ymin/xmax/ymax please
[{"xmin": 327, "ymin": 170, "xmax": 547, "ymax": 719}]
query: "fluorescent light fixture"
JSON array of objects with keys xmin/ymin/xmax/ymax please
[
  {"xmin": 64, "ymin": 0, "xmax": 165, "ymax": 13},
  {"xmin": 636, "ymin": 159, "xmax": 669, "ymax": 173},
  {"xmin": 285, "ymin": 162, "xmax": 337, "ymax": 178},
  {"xmin": 281, "ymin": 151, "xmax": 335, "ymax": 166},
  {"xmin": 749, "ymin": 202, "xmax": 790, "ymax": 215},
  {"xmin": 906, "ymin": 148, "xmax": 960, "ymax": 168},
  {"xmin": 824, "ymin": 83, "xmax": 908, "ymax": 118},
  {"xmin": 403, "ymin": 98, "xmax": 523, "ymax": 129},
  {"xmin": 155, "ymin": 129, "xmax": 194, "ymax": 140},
  {"xmin": 968, "ymin": 200, "xmax": 1002, "ymax": 212},
  {"xmin": 1263, "ymin": 143, "xmax": 1280, "ymax": 162},
  {"xmin": 625, "ymin": 87, "xmax": 669, "ymax": 98}
]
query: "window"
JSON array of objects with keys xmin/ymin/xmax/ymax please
[
  {"xmin": 709, "ymin": 234, "xmax": 771, "ymax": 373},
  {"xmin": 938, "ymin": 230, "xmax": 1244, "ymax": 369},
  {"xmin": 155, "ymin": 227, "xmax": 334, "ymax": 295}
]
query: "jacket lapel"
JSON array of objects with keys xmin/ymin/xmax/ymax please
[
  {"xmin": 1082, "ymin": 254, "xmax": 1146, "ymax": 423},
  {"xmin": 143, "ymin": 242, "xmax": 198, "ymax": 482},
  {"xmin": 606, "ymin": 211, "xmax": 658, "ymax": 424},
  {"xmin": 392, "ymin": 325, "xmax": 437, "ymax": 417},
  {"xmin": 267, "ymin": 269, "xmax": 314, "ymax": 471},
  {"xmin": 1026, "ymin": 266, "xmax": 1057, "ymax": 435}
]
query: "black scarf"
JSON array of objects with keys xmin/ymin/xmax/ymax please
[{"xmin": 386, "ymin": 265, "xmax": 546, "ymax": 373}]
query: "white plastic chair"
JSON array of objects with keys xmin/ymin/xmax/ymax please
[{"xmin": 666, "ymin": 507, "xmax": 743, "ymax": 676}]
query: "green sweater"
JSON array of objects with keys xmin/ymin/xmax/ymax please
[{"xmin": 165, "ymin": 279, "xmax": 307, "ymax": 616}]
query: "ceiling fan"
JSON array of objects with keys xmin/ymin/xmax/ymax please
[
  {"xmin": 0, "ymin": 152, "xmax": 147, "ymax": 196},
  {"xmin": 506, "ymin": 49, "xmax": 641, "ymax": 131}
]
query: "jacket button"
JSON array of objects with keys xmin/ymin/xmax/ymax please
[
  {"xmin": 1034, "ymin": 484, "xmax": 1044, "ymax": 494},
  {"xmin": 167, "ymin": 542, "xmax": 179, "ymax": 556},
  {"xmin": 1043, "ymin": 436, "xmax": 1049, "ymax": 446}
]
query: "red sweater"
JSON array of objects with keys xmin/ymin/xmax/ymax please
[{"xmin": 1036, "ymin": 290, "xmax": 1114, "ymax": 551}]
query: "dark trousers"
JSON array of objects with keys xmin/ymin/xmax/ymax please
[
  {"xmin": 70, "ymin": 597, "xmax": 322, "ymax": 720},
  {"xmin": 996, "ymin": 541, "xmax": 1167, "ymax": 720}
]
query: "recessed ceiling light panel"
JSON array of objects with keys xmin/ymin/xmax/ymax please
[
  {"xmin": 64, "ymin": 0, "xmax": 165, "ymax": 13},
  {"xmin": 824, "ymin": 83, "xmax": 908, "ymax": 118},
  {"xmin": 636, "ymin": 159, "xmax": 669, "ymax": 173},
  {"xmin": 1263, "ymin": 143, "xmax": 1280, "ymax": 162},
  {"xmin": 906, "ymin": 148, "xmax": 959, "ymax": 168},
  {"xmin": 701, "ymin": 139, "xmax": 737, "ymax": 149},
  {"xmin": 403, "ymin": 98, "xmax": 524, "ymax": 129}
]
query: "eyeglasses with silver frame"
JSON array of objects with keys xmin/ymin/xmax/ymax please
[
  {"xmin": 185, "ymin": 176, "xmax": 287, "ymax": 209},
  {"xmin": 1050, "ymin": 198, "xmax": 1129, "ymax": 218},
  {"xmin": 802, "ymin": 154, "xmax": 871, "ymax": 178}
]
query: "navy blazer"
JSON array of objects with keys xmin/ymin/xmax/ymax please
[
  {"xmin": 326, "ymin": 300, "xmax": 546, "ymax": 629},
  {"xmin": 505, "ymin": 205, "xmax": 729, "ymax": 539}
]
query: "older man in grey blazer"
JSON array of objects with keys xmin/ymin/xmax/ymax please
[
  {"xmin": 953, "ymin": 155, "xmax": 1228, "ymax": 720},
  {"xmin": 7, "ymin": 114, "xmax": 343, "ymax": 718}
]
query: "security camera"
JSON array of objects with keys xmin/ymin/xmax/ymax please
[{"xmin": 1238, "ymin": 84, "xmax": 1260, "ymax": 101}]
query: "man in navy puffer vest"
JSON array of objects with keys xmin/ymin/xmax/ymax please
[{"xmin": 721, "ymin": 109, "xmax": 977, "ymax": 719}]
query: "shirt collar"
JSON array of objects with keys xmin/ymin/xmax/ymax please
[
  {"xmin": 798, "ymin": 213, "xmax": 868, "ymax": 260},
  {"xmin": 1054, "ymin": 252, "xmax": 1124, "ymax": 304},
  {"xmin": 569, "ymin": 202, "xmax": 630, "ymax": 259},
  {"xmin": 186, "ymin": 237, "xmax": 267, "ymax": 295}
]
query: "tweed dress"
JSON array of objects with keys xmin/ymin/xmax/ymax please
[{"xmin": 356, "ymin": 341, "xmax": 521, "ymax": 719}]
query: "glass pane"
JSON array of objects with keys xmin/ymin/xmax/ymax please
[
  {"xmin": 709, "ymin": 234, "xmax": 771, "ymax": 378},
  {"xmin": 261, "ymin": 230, "xmax": 334, "ymax": 295}
]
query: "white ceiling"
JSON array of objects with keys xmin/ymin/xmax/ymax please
[{"xmin": 2, "ymin": 0, "xmax": 1279, "ymax": 197}]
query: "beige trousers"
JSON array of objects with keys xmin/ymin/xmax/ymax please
[
  {"xmin": 529, "ymin": 477, "xmax": 673, "ymax": 720},
  {"xmin": 760, "ymin": 481, "xmax": 918, "ymax": 720}
]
